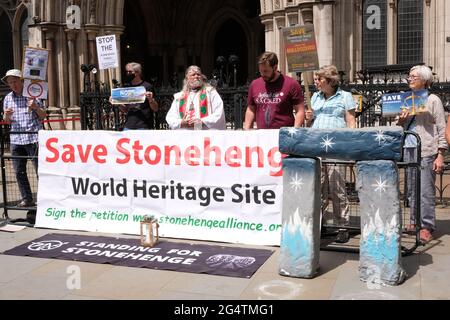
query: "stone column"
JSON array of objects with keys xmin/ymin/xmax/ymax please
[
  {"xmin": 41, "ymin": 25, "xmax": 56, "ymax": 109},
  {"xmin": 387, "ymin": 0, "xmax": 397, "ymax": 64},
  {"xmin": 313, "ymin": 1, "xmax": 334, "ymax": 66},
  {"xmin": 279, "ymin": 157, "xmax": 321, "ymax": 278},
  {"xmin": 85, "ymin": 25, "xmax": 100, "ymax": 67},
  {"xmin": 356, "ymin": 160, "xmax": 406, "ymax": 286},
  {"xmin": 65, "ymin": 29, "xmax": 79, "ymax": 109},
  {"xmin": 261, "ymin": 16, "xmax": 275, "ymax": 53},
  {"xmin": 274, "ymin": 14, "xmax": 286, "ymax": 73}
]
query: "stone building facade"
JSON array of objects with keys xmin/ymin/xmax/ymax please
[{"xmin": 1, "ymin": 0, "xmax": 449, "ymax": 124}]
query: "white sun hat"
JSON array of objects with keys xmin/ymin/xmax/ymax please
[{"xmin": 1, "ymin": 69, "xmax": 23, "ymax": 83}]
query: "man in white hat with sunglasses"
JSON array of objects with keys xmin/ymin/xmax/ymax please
[{"xmin": 2, "ymin": 69, "xmax": 46, "ymax": 208}]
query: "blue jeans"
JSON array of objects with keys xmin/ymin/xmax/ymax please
[
  {"xmin": 11, "ymin": 143, "xmax": 39, "ymax": 202},
  {"xmin": 404, "ymin": 148, "xmax": 436, "ymax": 232}
]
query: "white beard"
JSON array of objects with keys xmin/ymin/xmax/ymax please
[{"xmin": 189, "ymin": 79, "xmax": 203, "ymax": 90}]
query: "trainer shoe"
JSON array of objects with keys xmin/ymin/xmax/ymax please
[
  {"xmin": 419, "ymin": 228, "xmax": 433, "ymax": 243},
  {"xmin": 17, "ymin": 200, "xmax": 34, "ymax": 207}
]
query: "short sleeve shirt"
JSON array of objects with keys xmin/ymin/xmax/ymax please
[
  {"xmin": 311, "ymin": 88, "xmax": 355, "ymax": 129},
  {"xmin": 247, "ymin": 74, "xmax": 304, "ymax": 129},
  {"xmin": 2, "ymin": 91, "xmax": 43, "ymax": 144}
]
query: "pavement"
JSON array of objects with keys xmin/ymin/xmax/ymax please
[{"xmin": 0, "ymin": 205, "xmax": 449, "ymax": 301}]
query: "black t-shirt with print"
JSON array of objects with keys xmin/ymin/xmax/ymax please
[{"xmin": 123, "ymin": 81, "xmax": 156, "ymax": 129}]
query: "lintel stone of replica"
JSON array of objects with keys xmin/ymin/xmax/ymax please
[
  {"xmin": 279, "ymin": 126, "xmax": 404, "ymax": 161},
  {"xmin": 279, "ymin": 127, "xmax": 406, "ymax": 286}
]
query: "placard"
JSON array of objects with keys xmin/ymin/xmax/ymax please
[
  {"xmin": 282, "ymin": 24, "xmax": 319, "ymax": 72},
  {"xmin": 96, "ymin": 35, "xmax": 119, "ymax": 70},
  {"xmin": 381, "ymin": 90, "xmax": 428, "ymax": 117},
  {"xmin": 353, "ymin": 94, "xmax": 363, "ymax": 113},
  {"xmin": 22, "ymin": 47, "xmax": 49, "ymax": 81},
  {"xmin": 111, "ymin": 86, "xmax": 146, "ymax": 105},
  {"xmin": 23, "ymin": 79, "xmax": 48, "ymax": 100}
]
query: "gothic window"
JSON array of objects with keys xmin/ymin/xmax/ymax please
[
  {"xmin": 20, "ymin": 9, "xmax": 29, "ymax": 48},
  {"xmin": 397, "ymin": 0, "xmax": 423, "ymax": 64},
  {"xmin": 362, "ymin": 0, "xmax": 387, "ymax": 68}
]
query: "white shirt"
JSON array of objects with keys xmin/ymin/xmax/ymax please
[{"xmin": 166, "ymin": 87, "xmax": 226, "ymax": 130}]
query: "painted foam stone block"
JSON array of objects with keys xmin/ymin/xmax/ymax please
[
  {"xmin": 279, "ymin": 157, "xmax": 321, "ymax": 278},
  {"xmin": 356, "ymin": 160, "xmax": 407, "ymax": 286},
  {"xmin": 279, "ymin": 126, "xmax": 404, "ymax": 161}
]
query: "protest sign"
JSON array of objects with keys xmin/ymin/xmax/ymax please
[
  {"xmin": 111, "ymin": 86, "xmax": 146, "ymax": 105},
  {"xmin": 282, "ymin": 24, "xmax": 319, "ymax": 73},
  {"xmin": 96, "ymin": 35, "xmax": 119, "ymax": 70},
  {"xmin": 22, "ymin": 47, "xmax": 49, "ymax": 81},
  {"xmin": 23, "ymin": 79, "xmax": 48, "ymax": 100},
  {"xmin": 381, "ymin": 90, "xmax": 428, "ymax": 117}
]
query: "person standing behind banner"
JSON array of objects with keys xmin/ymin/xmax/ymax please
[
  {"xmin": 166, "ymin": 65, "xmax": 226, "ymax": 130},
  {"xmin": 397, "ymin": 65, "xmax": 447, "ymax": 243},
  {"xmin": 307, "ymin": 65, "xmax": 356, "ymax": 226},
  {"xmin": 1, "ymin": 69, "xmax": 46, "ymax": 208},
  {"xmin": 243, "ymin": 52, "xmax": 305, "ymax": 129},
  {"xmin": 119, "ymin": 62, "xmax": 158, "ymax": 130}
]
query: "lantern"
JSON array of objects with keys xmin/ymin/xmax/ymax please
[{"xmin": 140, "ymin": 215, "xmax": 159, "ymax": 247}]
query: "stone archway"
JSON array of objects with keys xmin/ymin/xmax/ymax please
[
  {"xmin": 0, "ymin": 8, "xmax": 13, "ymax": 77},
  {"xmin": 213, "ymin": 18, "xmax": 248, "ymax": 86},
  {"xmin": 120, "ymin": 0, "xmax": 264, "ymax": 87}
]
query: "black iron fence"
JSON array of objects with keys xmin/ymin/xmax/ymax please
[{"xmin": 79, "ymin": 64, "xmax": 450, "ymax": 131}]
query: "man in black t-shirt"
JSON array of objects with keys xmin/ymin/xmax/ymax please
[{"xmin": 121, "ymin": 62, "xmax": 158, "ymax": 130}]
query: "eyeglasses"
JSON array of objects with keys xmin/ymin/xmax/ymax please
[{"xmin": 407, "ymin": 75, "xmax": 420, "ymax": 81}]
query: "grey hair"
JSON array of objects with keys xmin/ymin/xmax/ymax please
[
  {"xmin": 182, "ymin": 65, "xmax": 210, "ymax": 92},
  {"xmin": 410, "ymin": 65, "xmax": 434, "ymax": 88},
  {"xmin": 126, "ymin": 62, "xmax": 142, "ymax": 76}
]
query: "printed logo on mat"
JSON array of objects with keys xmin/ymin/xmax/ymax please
[
  {"xmin": 206, "ymin": 254, "xmax": 256, "ymax": 269},
  {"xmin": 28, "ymin": 240, "xmax": 68, "ymax": 251}
]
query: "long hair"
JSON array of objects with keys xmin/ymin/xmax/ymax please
[{"xmin": 182, "ymin": 65, "xmax": 211, "ymax": 93}]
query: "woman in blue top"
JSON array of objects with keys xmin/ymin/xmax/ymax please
[{"xmin": 306, "ymin": 65, "xmax": 356, "ymax": 226}]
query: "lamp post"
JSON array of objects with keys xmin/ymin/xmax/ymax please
[
  {"xmin": 80, "ymin": 63, "xmax": 97, "ymax": 92},
  {"xmin": 215, "ymin": 55, "xmax": 240, "ymax": 88}
]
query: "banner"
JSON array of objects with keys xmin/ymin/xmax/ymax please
[
  {"xmin": 4, "ymin": 234, "xmax": 274, "ymax": 278},
  {"xmin": 282, "ymin": 24, "xmax": 319, "ymax": 72},
  {"xmin": 36, "ymin": 130, "xmax": 283, "ymax": 245}
]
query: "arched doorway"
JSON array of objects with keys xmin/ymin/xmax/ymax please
[
  {"xmin": 120, "ymin": 0, "xmax": 264, "ymax": 88},
  {"xmin": 213, "ymin": 19, "xmax": 248, "ymax": 87},
  {"xmin": 0, "ymin": 10, "xmax": 13, "ymax": 78}
]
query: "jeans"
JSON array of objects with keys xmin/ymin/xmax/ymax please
[
  {"xmin": 11, "ymin": 143, "xmax": 39, "ymax": 202},
  {"xmin": 321, "ymin": 161, "xmax": 349, "ymax": 225},
  {"xmin": 404, "ymin": 148, "xmax": 436, "ymax": 232}
]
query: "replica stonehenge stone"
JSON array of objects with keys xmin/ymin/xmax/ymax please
[{"xmin": 278, "ymin": 127, "xmax": 406, "ymax": 286}]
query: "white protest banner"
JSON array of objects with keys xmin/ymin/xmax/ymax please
[
  {"xmin": 23, "ymin": 79, "xmax": 48, "ymax": 100},
  {"xmin": 96, "ymin": 35, "xmax": 119, "ymax": 70},
  {"xmin": 36, "ymin": 130, "xmax": 283, "ymax": 246},
  {"xmin": 23, "ymin": 47, "xmax": 49, "ymax": 81},
  {"xmin": 111, "ymin": 86, "xmax": 146, "ymax": 105}
]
